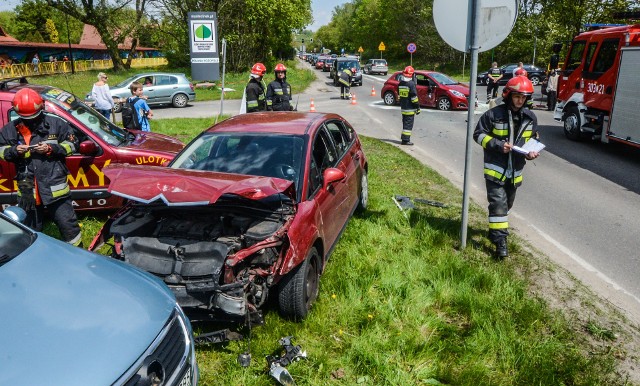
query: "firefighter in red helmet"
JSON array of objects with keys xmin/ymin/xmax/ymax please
[
  {"xmin": 245, "ymin": 62, "xmax": 267, "ymax": 112},
  {"xmin": 473, "ymin": 76, "xmax": 541, "ymax": 259},
  {"xmin": 0, "ymin": 88, "xmax": 82, "ymax": 246},
  {"xmin": 398, "ymin": 66, "xmax": 420, "ymax": 145},
  {"xmin": 266, "ymin": 63, "xmax": 294, "ymax": 111}
]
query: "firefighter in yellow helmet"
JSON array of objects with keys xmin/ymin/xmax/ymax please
[
  {"xmin": 398, "ymin": 66, "xmax": 420, "ymax": 145},
  {"xmin": 245, "ymin": 62, "xmax": 267, "ymax": 112}
]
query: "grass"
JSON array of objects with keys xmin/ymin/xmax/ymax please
[
  {"xmin": 26, "ymin": 60, "xmax": 315, "ymax": 103},
  {"xmin": 46, "ymin": 116, "xmax": 633, "ymax": 385}
]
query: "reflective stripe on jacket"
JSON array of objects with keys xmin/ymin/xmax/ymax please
[{"xmin": 245, "ymin": 78, "xmax": 266, "ymax": 112}]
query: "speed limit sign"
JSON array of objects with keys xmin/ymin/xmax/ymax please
[{"xmin": 407, "ymin": 43, "xmax": 417, "ymax": 53}]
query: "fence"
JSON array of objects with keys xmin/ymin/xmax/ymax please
[{"xmin": 0, "ymin": 57, "xmax": 168, "ymax": 78}]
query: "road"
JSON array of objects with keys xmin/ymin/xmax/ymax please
[{"xmin": 152, "ymin": 63, "xmax": 640, "ymax": 323}]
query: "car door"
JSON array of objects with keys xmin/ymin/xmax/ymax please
[
  {"xmin": 154, "ymin": 75, "xmax": 177, "ymax": 104},
  {"xmin": 414, "ymin": 73, "xmax": 432, "ymax": 106},
  {"xmin": 136, "ymin": 76, "xmax": 159, "ymax": 104},
  {"xmin": 325, "ymin": 120, "xmax": 359, "ymax": 212}
]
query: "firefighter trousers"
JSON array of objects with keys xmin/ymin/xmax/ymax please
[
  {"xmin": 487, "ymin": 82, "xmax": 499, "ymax": 101},
  {"xmin": 486, "ymin": 179, "xmax": 517, "ymax": 244},
  {"xmin": 25, "ymin": 198, "xmax": 82, "ymax": 245},
  {"xmin": 401, "ymin": 114, "xmax": 415, "ymax": 142},
  {"xmin": 340, "ymin": 85, "xmax": 351, "ymax": 99}
]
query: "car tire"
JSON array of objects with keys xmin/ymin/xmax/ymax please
[
  {"xmin": 172, "ymin": 93, "xmax": 189, "ymax": 108},
  {"xmin": 529, "ymin": 76, "xmax": 541, "ymax": 86},
  {"xmin": 113, "ymin": 98, "xmax": 123, "ymax": 113},
  {"xmin": 437, "ymin": 97, "xmax": 452, "ymax": 111},
  {"xmin": 357, "ymin": 169, "xmax": 368, "ymax": 212},
  {"xmin": 383, "ymin": 91, "xmax": 396, "ymax": 105},
  {"xmin": 278, "ymin": 246, "xmax": 321, "ymax": 320},
  {"xmin": 563, "ymin": 105, "xmax": 582, "ymax": 141}
]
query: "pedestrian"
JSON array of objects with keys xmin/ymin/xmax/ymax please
[
  {"xmin": 31, "ymin": 54, "xmax": 40, "ymax": 74},
  {"xmin": 0, "ymin": 88, "xmax": 82, "ymax": 246},
  {"xmin": 398, "ymin": 66, "xmax": 421, "ymax": 146},
  {"xmin": 245, "ymin": 62, "xmax": 267, "ymax": 113},
  {"xmin": 0, "ymin": 59, "xmax": 5, "ymax": 78},
  {"xmin": 473, "ymin": 76, "xmax": 540, "ymax": 259},
  {"xmin": 486, "ymin": 62, "xmax": 503, "ymax": 103},
  {"xmin": 127, "ymin": 81, "xmax": 153, "ymax": 131},
  {"xmin": 546, "ymin": 69, "xmax": 559, "ymax": 111},
  {"xmin": 512, "ymin": 62, "xmax": 524, "ymax": 77},
  {"xmin": 52, "ymin": 56, "xmax": 58, "ymax": 73},
  {"xmin": 91, "ymin": 72, "xmax": 115, "ymax": 120},
  {"xmin": 266, "ymin": 63, "xmax": 293, "ymax": 111},
  {"xmin": 338, "ymin": 67, "xmax": 353, "ymax": 100}
]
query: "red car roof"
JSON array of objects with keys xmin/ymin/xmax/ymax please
[{"xmin": 209, "ymin": 112, "xmax": 345, "ymax": 136}]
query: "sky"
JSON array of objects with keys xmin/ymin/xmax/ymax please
[
  {"xmin": 0, "ymin": 0, "xmax": 20, "ymax": 12},
  {"xmin": 309, "ymin": 0, "xmax": 348, "ymax": 31}
]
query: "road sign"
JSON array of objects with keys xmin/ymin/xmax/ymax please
[
  {"xmin": 407, "ymin": 42, "xmax": 417, "ymax": 53},
  {"xmin": 358, "ymin": 46, "xmax": 364, "ymax": 53},
  {"xmin": 378, "ymin": 42, "xmax": 386, "ymax": 51}
]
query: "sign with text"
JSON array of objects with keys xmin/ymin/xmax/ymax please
[{"xmin": 188, "ymin": 12, "xmax": 220, "ymax": 81}]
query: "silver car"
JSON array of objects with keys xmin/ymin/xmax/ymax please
[
  {"xmin": 363, "ymin": 59, "xmax": 388, "ymax": 75},
  {"xmin": 110, "ymin": 72, "xmax": 196, "ymax": 112}
]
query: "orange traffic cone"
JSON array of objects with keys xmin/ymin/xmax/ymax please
[
  {"xmin": 370, "ymin": 86, "xmax": 376, "ymax": 97},
  {"xmin": 351, "ymin": 93, "xmax": 357, "ymax": 105},
  {"xmin": 309, "ymin": 98, "xmax": 316, "ymax": 112}
]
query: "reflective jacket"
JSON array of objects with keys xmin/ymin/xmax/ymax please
[
  {"xmin": 266, "ymin": 79, "xmax": 293, "ymax": 111},
  {"xmin": 473, "ymin": 103, "xmax": 538, "ymax": 187},
  {"xmin": 338, "ymin": 70, "xmax": 352, "ymax": 87},
  {"xmin": 245, "ymin": 78, "xmax": 266, "ymax": 112},
  {"xmin": 0, "ymin": 113, "xmax": 78, "ymax": 205},
  {"xmin": 399, "ymin": 77, "xmax": 420, "ymax": 115}
]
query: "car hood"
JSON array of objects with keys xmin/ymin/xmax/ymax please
[
  {"xmin": 448, "ymin": 84, "xmax": 471, "ymax": 96},
  {"xmin": 123, "ymin": 131, "xmax": 185, "ymax": 154},
  {"xmin": 104, "ymin": 164, "xmax": 296, "ymax": 205},
  {"xmin": 0, "ymin": 233, "xmax": 176, "ymax": 386}
]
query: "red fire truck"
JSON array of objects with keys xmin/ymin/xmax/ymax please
[{"xmin": 554, "ymin": 24, "xmax": 640, "ymax": 147}]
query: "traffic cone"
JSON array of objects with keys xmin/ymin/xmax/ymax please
[
  {"xmin": 370, "ymin": 86, "xmax": 376, "ymax": 97},
  {"xmin": 351, "ymin": 93, "xmax": 357, "ymax": 105},
  {"xmin": 309, "ymin": 98, "xmax": 316, "ymax": 112}
]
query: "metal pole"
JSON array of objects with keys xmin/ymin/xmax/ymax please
[
  {"xmin": 217, "ymin": 38, "xmax": 226, "ymax": 124},
  {"xmin": 65, "ymin": 13, "xmax": 75, "ymax": 74},
  {"xmin": 460, "ymin": 0, "xmax": 480, "ymax": 249},
  {"xmin": 462, "ymin": 52, "xmax": 466, "ymax": 78},
  {"xmin": 532, "ymin": 36, "xmax": 537, "ymax": 65},
  {"xmin": 410, "ymin": 53, "xmax": 413, "ymax": 67}
]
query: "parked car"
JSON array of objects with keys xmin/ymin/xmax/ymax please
[
  {"xmin": 363, "ymin": 59, "xmax": 388, "ymax": 75},
  {"xmin": 90, "ymin": 112, "xmax": 368, "ymax": 324},
  {"xmin": 0, "ymin": 80, "xmax": 185, "ymax": 211},
  {"xmin": 381, "ymin": 70, "xmax": 472, "ymax": 110},
  {"xmin": 476, "ymin": 63, "xmax": 545, "ymax": 86},
  {"xmin": 0, "ymin": 206, "xmax": 199, "ymax": 386},
  {"xmin": 322, "ymin": 59, "xmax": 333, "ymax": 72},
  {"xmin": 331, "ymin": 57, "xmax": 363, "ymax": 86},
  {"xmin": 315, "ymin": 58, "xmax": 326, "ymax": 70},
  {"xmin": 109, "ymin": 72, "xmax": 196, "ymax": 112}
]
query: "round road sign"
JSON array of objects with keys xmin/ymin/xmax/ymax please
[{"xmin": 407, "ymin": 43, "xmax": 417, "ymax": 53}]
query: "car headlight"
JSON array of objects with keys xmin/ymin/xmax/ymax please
[{"xmin": 450, "ymin": 90, "xmax": 465, "ymax": 98}]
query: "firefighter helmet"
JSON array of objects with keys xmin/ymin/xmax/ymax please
[
  {"xmin": 274, "ymin": 63, "xmax": 287, "ymax": 73},
  {"xmin": 514, "ymin": 68, "xmax": 528, "ymax": 77},
  {"xmin": 250, "ymin": 62, "xmax": 267, "ymax": 77},
  {"xmin": 502, "ymin": 76, "xmax": 534, "ymax": 100},
  {"xmin": 403, "ymin": 66, "xmax": 415, "ymax": 77},
  {"xmin": 13, "ymin": 88, "xmax": 44, "ymax": 119}
]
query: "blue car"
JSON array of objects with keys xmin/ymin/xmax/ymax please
[{"xmin": 0, "ymin": 207, "xmax": 199, "ymax": 386}]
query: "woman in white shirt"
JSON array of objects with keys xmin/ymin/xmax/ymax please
[{"xmin": 91, "ymin": 72, "xmax": 115, "ymax": 119}]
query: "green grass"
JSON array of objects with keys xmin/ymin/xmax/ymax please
[{"xmin": 52, "ymin": 117, "xmax": 633, "ymax": 385}]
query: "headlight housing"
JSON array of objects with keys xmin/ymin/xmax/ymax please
[{"xmin": 450, "ymin": 90, "xmax": 465, "ymax": 98}]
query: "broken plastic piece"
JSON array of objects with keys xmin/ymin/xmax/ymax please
[
  {"xmin": 237, "ymin": 352, "xmax": 251, "ymax": 367},
  {"xmin": 269, "ymin": 363, "xmax": 296, "ymax": 386}
]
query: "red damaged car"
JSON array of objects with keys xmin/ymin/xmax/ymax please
[
  {"xmin": 381, "ymin": 70, "xmax": 472, "ymax": 111},
  {"xmin": 90, "ymin": 112, "xmax": 368, "ymax": 323}
]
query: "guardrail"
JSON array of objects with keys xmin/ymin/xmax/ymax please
[{"xmin": 0, "ymin": 57, "xmax": 168, "ymax": 78}]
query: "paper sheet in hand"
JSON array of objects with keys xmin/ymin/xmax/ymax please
[{"xmin": 512, "ymin": 139, "xmax": 545, "ymax": 155}]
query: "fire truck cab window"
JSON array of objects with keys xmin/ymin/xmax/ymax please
[
  {"xmin": 591, "ymin": 39, "xmax": 619, "ymax": 74},
  {"xmin": 565, "ymin": 40, "xmax": 586, "ymax": 75}
]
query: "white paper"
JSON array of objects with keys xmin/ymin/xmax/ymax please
[{"xmin": 512, "ymin": 139, "xmax": 545, "ymax": 155}]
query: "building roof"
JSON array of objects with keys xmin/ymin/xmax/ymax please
[{"xmin": 0, "ymin": 26, "xmax": 19, "ymax": 43}]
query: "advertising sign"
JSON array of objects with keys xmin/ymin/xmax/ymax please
[{"xmin": 188, "ymin": 12, "xmax": 220, "ymax": 81}]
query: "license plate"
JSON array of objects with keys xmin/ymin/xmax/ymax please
[{"xmin": 178, "ymin": 367, "xmax": 192, "ymax": 386}]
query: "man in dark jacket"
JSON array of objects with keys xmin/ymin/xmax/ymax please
[
  {"xmin": 266, "ymin": 63, "xmax": 293, "ymax": 111},
  {"xmin": 338, "ymin": 68, "xmax": 353, "ymax": 100},
  {"xmin": 473, "ymin": 76, "xmax": 540, "ymax": 259},
  {"xmin": 398, "ymin": 66, "xmax": 420, "ymax": 145},
  {"xmin": 486, "ymin": 61, "xmax": 503, "ymax": 103},
  {"xmin": 245, "ymin": 62, "xmax": 267, "ymax": 113},
  {"xmin": 0, "ymin": 88, "xmax": 82, "ymax": 246}
]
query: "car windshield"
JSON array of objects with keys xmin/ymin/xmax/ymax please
[
  {"xmin": 338, "ymin": 60, "xmax": 360, "ymax": 71},
  {"xmin": 431, "ymin": 72, "xmax": 458, "ymax": 85},
  {"xmin": 42, "ymin": 88, "xmax": 129, "ymax": 146},
  {"xmin": 0, "ymin": 215, "xmax": 34, "ymax": 265},
  {"xmin": 171, "ymin": 132, "xmax": 306, "ymax": 192},
  {"xmin": 113, "ymin": 75, "xmax": 139, "ymax": 88}
]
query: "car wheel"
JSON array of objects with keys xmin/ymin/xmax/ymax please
[
  {"xmin": 383, "ymin": 91, "xmax": 396, "ymax": 105},
  {"xmin": 529, "ymin": 76, "xmax": 541, "ymax": 86},
  {"xmin": 437, "ymin": 97, "xmax": 452, "ymax": 111},
  {"xmin": 563, "ymin": 105, "xmax": 582, "ymax": 141},
  {"xmin": 113, "ymin": 98, "xmax": 123, "ymax": 113},
  {"xmin": 357, "ymin": 169, "xmax": 368, "ymax": 212},
  {"xmin": 172, "ymin": 93, "xmax": 189, "ymax": 108},
  {"xmin": 278, "ymin": 246, "xmax": 321, "ymax": 320}
]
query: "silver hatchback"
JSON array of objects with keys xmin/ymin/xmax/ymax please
[
  {"xmin": 110, "ymin": 72, "xmax": 196, "ymax": 112},
  {"xmin": 364, "ymin": 59, "xmax": 388, "ymax": 75}
]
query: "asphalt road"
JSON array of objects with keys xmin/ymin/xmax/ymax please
[{"xmin": 152, "ymin": 62, "xmax": 640, "ymax": 323}]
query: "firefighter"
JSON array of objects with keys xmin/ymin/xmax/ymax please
[
  {"xmin": 486, "ymin": 62, "xmax": 503, "ymax": 103},
  {"xmin": 473, "ymin": 76, "xmax": 540, "ymax": 259},
  {"xmin": 338, "ymin": 67, "xmax": 353, "ymax": 100},
  {"xmin": 266, "ymin": 63, "xmax": 293, "ymax": 111},
  {"xmin": 0, "ymin": 88, "xmax": 82, "ymax": 246},
  {"xmin": 399, "ymin": 66, "xmax": 420, "ymax": 145},
  {"xmin": 245, "ymin": 62, "xmax": 267, "ymax": 112},
  {"xmin": 514, "ymin": 68, "xmax": 533, "ymax": 109}
]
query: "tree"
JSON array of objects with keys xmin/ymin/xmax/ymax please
[{"xmin": 45, "ymin": 18, "xmax": 59, "ymax": 43}]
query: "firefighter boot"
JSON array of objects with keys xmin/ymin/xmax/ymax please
[{"xmin": 494, "ymin": 238, "xmax": 509, "ymax": 259}]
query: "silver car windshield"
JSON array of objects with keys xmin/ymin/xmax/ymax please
[{"xmin": 0, "ymin": 215, "xmax": 33, "ymax": 263}]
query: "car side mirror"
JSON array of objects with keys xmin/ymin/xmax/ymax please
[
  {"xmin": 3, "ymin": 206, "xmax": 27, "ymax": 223},
  {"xmin": 79, "ymin": 140, "xmax": 98, "ymax": 155},
  {"xmin": 323, "ymin": 168, "xmax": 346, "ymax": 190}
]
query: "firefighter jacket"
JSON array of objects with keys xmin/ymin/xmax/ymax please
[
  {"xmin": 338, "ymin": 70, "xmax": 352, "ymax": 87},
  {"xmin": 0, "ymin": 113, "xmax": 78, "ymax": 205},
  {"xmin": 473, "ymin": 103, "xmax": 538, "ymax": 187},
  {"xmin": 488, "ymin": 67, "xmax": 502, "ymax": 82},
  {"xmin": 245, "ymin": 78, "xmax": 266, "ymax": 112},
  {"xmin": 266, "ymin": 79, "xmax": 293, "ymax": 111},
  {"xmin": 399, "ymin": 77, "xmax": 420, "ymax": 115}
]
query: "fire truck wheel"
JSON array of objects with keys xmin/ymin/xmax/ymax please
[{"xmin": 563, "ymin": 106, "xmax": 582, "ymax": 141}]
